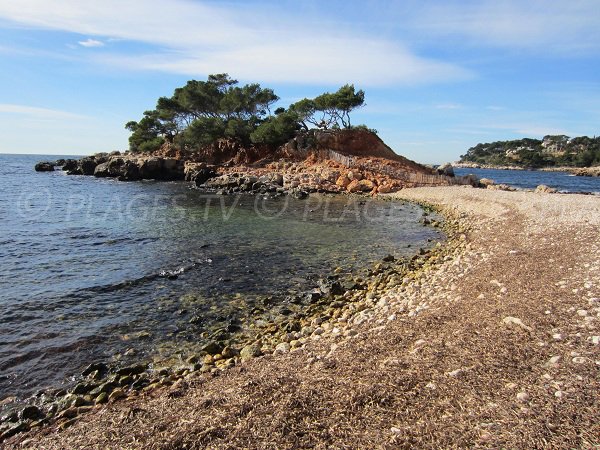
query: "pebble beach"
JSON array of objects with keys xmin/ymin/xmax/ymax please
[{"xmin": 5, "ymin": 186, "xmax": 600, "ymax": 449}]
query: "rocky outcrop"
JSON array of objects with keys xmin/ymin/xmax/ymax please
[
  {"xmin": 94, "ymin": 158, "xmax": 141, "ymax": 181},
  {"xmin": 35, "ymin": 129, "xmax": 476, "ymax": 193},
  {"xmin": 34, "ymin": 162, "xmax": 55, "ymax": 172},
  {"xmin": 436, "ymin": 163, "xmax": 454, "ymax": 177},
  {"xmin": 60, "ymin": 154, "xmax": 185, "ymax": 181},
  {"xmin": 571, "ymin": 167, "xmax": 600, "ymax": 177}
]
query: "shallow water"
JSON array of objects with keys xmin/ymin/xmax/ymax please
[{"xmin": 0, "ymin": 154, "xmax": 443, "ymax": 404}]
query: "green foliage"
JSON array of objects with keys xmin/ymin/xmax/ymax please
[
  {"xmin": 250, "ymin": 110, "xmax": 300, "ymax": 146},
  {"xmin": 125, "ymin": 74, "xmax": 366, "ymax": 152},
  {"xmin": 460, "ymin": 135, "xmax": 600, "ymax": 168},
  {"xmin": 289, "ymin": 84, "xmax": 365, "ymax": 130}
]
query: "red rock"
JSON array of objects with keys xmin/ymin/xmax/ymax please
[{"xmin": 336, "ymin": 175, "xmax": 351, "ymax": 188}]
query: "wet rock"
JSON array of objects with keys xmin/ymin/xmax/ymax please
[
  {"xmin": 191, "ymin": 167, "xmax": 218, "ymax": 186},
  {"xmin": 305, "ymin": 290, "xmax": 322, "ymax": 303},
  {"xmin": 109, "ymin": 388, "xmax": 126, "ymax": 402},
  {"xmin": 71, "ymin": 382, "xmax": 95, "ymax": 395},
  {"xmin": 19, "ymin": 405, "xmax": 44, "ymax": 421},
  {"xmin": 118, "ymin": 375, "xmax": 133, "ymax": 386},
  {"xmin": 34, "ymin": 161, "xmax": 55, "ymax": 172},
  {"xmin": 131, "ymin": 377, "xmax": 150, "ymax": 390},
  {"xmin": 0, "ymin": 421, "xmax": 30, "ymax": 441},
  {"xmin": 82, "ymin": 362, "xmax": 108, "ymax": 377},
  {"xmin": 62, "ymin": 159, "xmax": 78, "ymax": 172},
  {"xmin": 115, "ymin": 364, "xmax": 147, "ymax": 377},
  {"xmin": 202, "ymin": 341, "xmax": 223, "ymax": 355},
  {"xmin": 79, "ymin": 157, "xmax": 98, "ymax": 175},
  {"xmin": 240, "ymin": 343, "xmax": 263, "ymax": 361},
  {"xmin": 221, "ymin": 346, "xmax": 238, "ymax": 358},
  {"xmin": 292, "ymin": 190, "xmax": 309, "ymax": 199},
  {"xmin": 318, "ymin": 278, "xmax": 345, "ymax": 296},
  {"xmin": 138, "ymin": 157, "xmax": 162, "ymax": 179},
  {"xmin": 93, "ymin": 161, "xmax": 111, "ymax": 177},
  {"xmin": 89, "ymin": 382, "xmax": 116, "ymax": 397},
  {"xmin": 382, "ymin": 254, "xmax": 395, "ymax": 262},
  {"xmin": 95, "ymin": 392, "xmax": 108, "ymax": 405}
]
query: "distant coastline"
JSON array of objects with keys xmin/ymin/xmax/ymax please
[{"xmin": 453, "ymin": 162, "xmax": 600, "ymax": 177}]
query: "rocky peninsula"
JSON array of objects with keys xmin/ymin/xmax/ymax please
[
  {"xmin": 35, "ymin": 129, "xmax": 474, "ymax": 194},
  {"xmin": 4, "ymin": 186, "xmax": 598, "ymax": 449}
]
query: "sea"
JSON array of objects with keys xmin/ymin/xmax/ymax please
[
  {"xmin": 454, "ymin": 167, "xmax": 600, "ymax": 194},
  {"xmin": 0, "ymin": 154, "xmax": 444, "ymax": 408}
]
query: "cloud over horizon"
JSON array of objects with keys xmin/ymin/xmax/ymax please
[
  {"xmin": 0, "ymin": 0, "xmax": 471, "ymax": 86},
  {"xmin": 78, "ymin": 38, "xmax": 104, "ymax": 48}
]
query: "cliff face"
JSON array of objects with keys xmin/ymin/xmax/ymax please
[{"xmin": 38, "ymin": 129, "xmax": 473, "ymax": 193}]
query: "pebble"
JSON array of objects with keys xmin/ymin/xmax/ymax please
[
  {"xmin": 572, "ymin": 357, "xmax": 586, "ymax": 364},
  {"xmin": 274, "ymin": 342, "xmax": 290, "ymax": 354},
  {"xmin": 516, "ymin": 392, "xmax": 529, "ymax": 402},
  {"xmin": 547, "ymin": 356, "xmax": 561, "ymax": 366},
  {"xmin": 502, "ymin": 316, "xmax": 532, "ymax": 332},
  {"xmin": 554, "ymin": 390, "xmax": 565, "ymax": 399}
]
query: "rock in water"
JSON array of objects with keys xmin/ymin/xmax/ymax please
[
  {"xmin": 34, "ymin": 161, "xmax": 55, "ymax": 172},
  {"xmin": 437, "ymin": 163, "xmax": 454, "ymax": 177},
  {"xmin": 79, "ymin": 157, "xmax": 98, "ymax": 175},
  {"xmin": 61, "ymin": 159, "xmax": 78, "ymax": 172},
  {"xmin": 191, "ymin": 167, "xmax": 218, "ymax": 186}
]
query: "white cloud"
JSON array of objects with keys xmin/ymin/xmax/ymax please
[
  {"xmin": 78, "ymin": 38, "xmax": 104, "ymax": 48},
  {"xmin": 0, "ymin": 0, "xmax": 471, "ymax": 86},
  {"xmin": 413, "ymin": 0, "xmax": 600, "ymax": 53},
  {"xmin": 0, "ymin": 103, "xmax": 86, "ymax": 120},
  {"xmin": 435, "ymin": 103, "xmax": 463, "ymax": 110}
]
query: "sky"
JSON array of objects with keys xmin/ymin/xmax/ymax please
[{"xmin": 0, "ymin": 0, "xmax": 599, "ymax": 164}]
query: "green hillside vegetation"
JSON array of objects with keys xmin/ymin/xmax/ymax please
[
  {"xmin": 125, "ymin": 74, "xmax": 366, "ymax": 153},
  {"xmin": 460, "ymin": 135, "xmax": 600, "ymax": 168}
]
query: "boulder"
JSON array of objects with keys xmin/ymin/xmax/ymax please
[
  {"xmin": 34, "ymin": 161, "xmax": 55, "ymax": 172},
  {"xmin": 240, "ymin": 343, "xmax": 262, "ymax": 361},
  {"xmin": 93, "ymin": 162, "xmax": 111, "ymax": 177},
  {"xmin": 79, "ymin": 157, "xmax": 98, "ymax": 175},
  {"xmin": 184, "ymin": 162, "xmax": 206, "ymax": 181},
  {"xmin": 191, "ymin": 167, "xmax": 218, "ymax": 186},
  {"xmin": 347, "ymin": 170, "xmax": 363, "ymax": 181},
  {"xmin": 437, "ymin": 163, "xmax": 455, "ymax": 177},
  {"xmin": 138, "ymin": 157, "xmax": 163, "ymax": 179},
  {"xmin": 336, "ymin": 174, "xmax": 351, "ymax": 188},
  {"xmin": 347, "ymin": 179, "xmax": 375, "ymax": 193},
  {"xmin": 62, "ymin": 159, "xmax": 78, "ymax": 172}
]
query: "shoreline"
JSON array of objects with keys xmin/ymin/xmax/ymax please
[
  {"xmin": 5, "ymin": 187, "xmax": 600, "ymax": 448},
  {"xmin": 454, "ymin": 162, "xmax": 600, "ymax": 177},
  {"xmin": 0, "ymin": 192, "xmax": 446, "ymax": 441}
]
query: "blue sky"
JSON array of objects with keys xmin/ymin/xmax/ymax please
[{"xmin": 0, "ymin": 0, "xmax": 598, "ymax": 164}]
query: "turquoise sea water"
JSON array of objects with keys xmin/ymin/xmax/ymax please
[{"xmin": 0, "ymin": 154, "xmax": 443, "ymax": 405}]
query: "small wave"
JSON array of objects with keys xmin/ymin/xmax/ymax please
[{"xmin": 74, "ymin": 258, "xmax": 210, "ymax": 296}]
